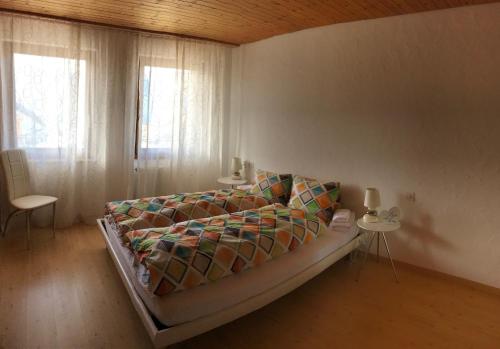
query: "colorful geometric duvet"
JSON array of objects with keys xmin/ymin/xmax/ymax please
[
  {"xmin": 105, "ymin": 189, "xmax": 271, "ymax": 236},
  {"xmin": 124, "ymin": 204, "xmax": 328, "ymax": 296}
]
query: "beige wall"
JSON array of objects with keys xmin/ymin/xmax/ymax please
[{"xmin": 230, "ymin": 3, "xmax": 500, "ymax": 288}]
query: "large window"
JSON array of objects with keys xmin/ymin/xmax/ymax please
[
  {"xmin": 14, "ymin": 50, "xmax": 194, "ymax": 160},
  {"xmin": 14, "ymin": 51, "xmax": 88, "ymax": 155}
]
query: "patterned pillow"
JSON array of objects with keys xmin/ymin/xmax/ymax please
[
  {"xmin": 249, "ymin": 169, "xmax": 293, "ymax": 205},
  {"xmin": 287, "ymin": 175, "xmax": 340, "ymax": 225}
]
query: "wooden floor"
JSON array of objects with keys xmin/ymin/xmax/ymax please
[{"xmin": 1, "ymin": 224, "xmax": 500, "ymax": 349}]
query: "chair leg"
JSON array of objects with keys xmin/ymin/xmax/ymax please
[
  {"xmin": 3, "ymin": 209, "xmax": 20, "ymax": 237},
  {"xmin": 52, "ymin": 202, "xmax": 56, "ymax": 238},
  {"xmin": 26, "ymin": 210, "xmax": 31, "ymax": 250}
]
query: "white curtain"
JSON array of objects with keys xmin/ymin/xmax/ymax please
[
  {"xmin": 0, "ymin": 13, "xmax": 231, "ymax": 227},
  {"xmin": 135, "ymin": 35, "xmax": 230, "ymax": 197}
]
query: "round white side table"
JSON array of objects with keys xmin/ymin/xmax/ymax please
[
  {"xmin": 356, "ymin": 218, "xmax": 401, "ymax": 283},
  {"xmin": 217, "ymin": 176, "xmax": 247, "ymax": 189}
]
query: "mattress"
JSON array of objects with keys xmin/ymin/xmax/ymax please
[{"xmin": 104, "ymin": 216, "xmax": 358, "ymax": 326}]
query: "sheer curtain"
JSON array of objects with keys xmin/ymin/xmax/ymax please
[
  {"xmin": 0, "ymin": 15, "xmax": 139, "ymax": 226},
  {"xmin": 135, "ymin": 35, "xmax": 230, "ymax": 197},
  {"xmin": 0, "ymin": 13, "xmax": 231, "ymax": 227}
]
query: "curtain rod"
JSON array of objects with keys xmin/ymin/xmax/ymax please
[{"xmin": 0, "ymin": 8, "xmax": 239, "ymax": 47}]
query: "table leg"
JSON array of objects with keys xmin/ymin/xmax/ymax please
[
  {"xmin": 26, "ymin": 210, "xmax": 31, "ymax": 250},
  {"xmin": 356, "ymin": 231, "xmax": 376, "ymax": 281},
  {"xmin": 382, "ymin": 232, "xmax": 399, "ymax": 283},
  {"xmin": 376, "ymin": 232, "xmax": 380, "ymax": 262}
]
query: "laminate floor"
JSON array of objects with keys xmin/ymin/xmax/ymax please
[{"xmin": 1, "ymin": 224, "xmax": 499, "ymax": 349}]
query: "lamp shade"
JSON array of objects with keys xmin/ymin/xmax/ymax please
[
  {"xmin": 231, "ymin": 157, "xmax": 242, "ymax": 172},
  {"xmin": 364, "ymin": 188, "xmax": 381, "ymax": 209}
]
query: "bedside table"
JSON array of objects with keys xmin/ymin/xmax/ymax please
[
  {"xmin": 356, "ymin": 218, "xmax": 400, "ymax": 283},
  {"xmin": 217, "ymin": 176, "xmax": 247, "ymax": 189}
]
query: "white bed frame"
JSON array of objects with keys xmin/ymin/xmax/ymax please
[{"xmin": 97, "ymin": 218, "xmax": 362, "ymax": 348}]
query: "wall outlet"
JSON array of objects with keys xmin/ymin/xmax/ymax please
[{"xmin": 407, "ymin": 192, "xmax": 416, "ymax": 203}]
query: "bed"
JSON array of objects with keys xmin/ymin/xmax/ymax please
[{"xmin": 98, "ymin": 189, "xmax": 362, "ymax": 348}]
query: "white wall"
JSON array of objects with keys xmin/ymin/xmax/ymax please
[{"xmin": 231, "ymin": 3, "xmax": 500, "ymax": 288}]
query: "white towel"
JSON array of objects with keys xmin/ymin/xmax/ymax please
[
  {"xmin": 329, "ymin": 209, "xmax": 355, "ymax": 228},
  {"xmin": 331, "ymin": 209, "xmax": 352, "ymax": 223}
]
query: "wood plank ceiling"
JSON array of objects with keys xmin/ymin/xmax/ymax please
[{"xmin": 0, "ymin": 0, "xmax": 498, "ymax": 45}]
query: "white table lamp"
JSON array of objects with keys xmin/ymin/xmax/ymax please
[
  {"xmin": 231, "ymin": 157, "xmax": 242, "ymax": 179},
  {"xmin": 363, "ymin": 187, "xmax": 381, "ymax": 223}
]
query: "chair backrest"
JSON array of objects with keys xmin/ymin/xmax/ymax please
[{"xmin": 0, "ymin": 149, "xmax": 32, "ymax": 202}]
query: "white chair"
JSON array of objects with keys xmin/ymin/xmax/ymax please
[{"xmin": 0, "ymin": 149, "xmax": 58, "ymax": 249}]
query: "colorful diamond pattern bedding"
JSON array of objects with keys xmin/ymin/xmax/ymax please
[
  {"xmin": 105, "ymin": 189, "xmax": 271, "ymax": 237},
  {"xmin": 288, "ymin": 175, "xmax": 340, "ymax": 225},
  {"xmin": 249, "ymin": 169, "xmax": 293, "ymax": 205},
  {"xmin": 124, "ymin": 204, "xmax": 327, "ymax": 296}
]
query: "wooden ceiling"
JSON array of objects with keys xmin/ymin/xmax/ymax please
[{"xmin": 0, "ymin": 0, "xmax": 498, "ymax": 45}]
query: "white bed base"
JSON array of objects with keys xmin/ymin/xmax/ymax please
[{"xmin": 97, "ymin": 218, "xmax": 362, "ymax": 348}]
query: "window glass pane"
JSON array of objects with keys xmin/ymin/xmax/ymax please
[
  {"xmin": 141, "ymin": 65, "xmax": 176, "ymax": 150},
  {"xmin": 14, "ymin": 53, "xmax": 87, "ymax": 150}
]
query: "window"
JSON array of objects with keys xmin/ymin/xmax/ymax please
[
  {"xmin": 138, "ymin": 58, "xmax": 192, "ymax": 159},
  {"xmin": 14, "ymin": 50, "xmax": 194, "ymax": 160},
  {"xmin": 140, "ymin": 64, "xmax": 176, "ymax": 153},
  {"xmin": 14, "ymin": 51, "xmax": 88, "ymax": 156}
]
